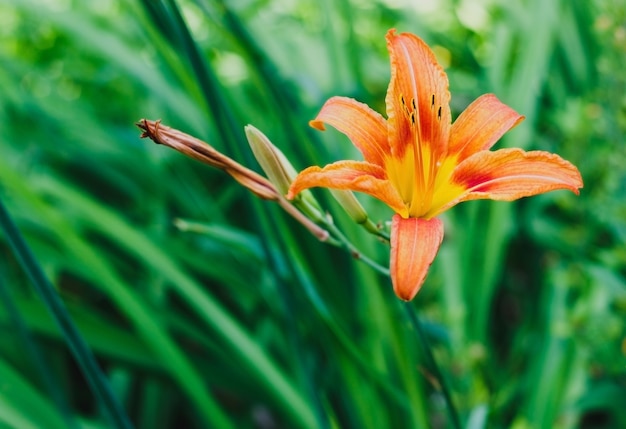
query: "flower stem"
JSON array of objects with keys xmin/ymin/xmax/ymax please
[
  {"xmin": 321, "ymin": 217, "xmax": 390, "ymax": 277},
  {"xmin": 361, "ymin": 217, "xmax": 390, "ymax": 242}
]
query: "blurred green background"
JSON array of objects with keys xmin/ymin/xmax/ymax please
[{"xmin": 1, "ymin": 0, "xmax": 625, "ymax": 428}]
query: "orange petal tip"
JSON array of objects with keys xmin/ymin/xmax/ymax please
[
  {"xmin": 309, "ymin": 119, "xmax": 326, "ymax": 131},
  {"xmin": 390, "ymin": 215, "xmax": 444, "ymax": 301}
]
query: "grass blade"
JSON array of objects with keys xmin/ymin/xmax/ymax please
[{"xmin": 0, "ymin": 198, "xmax": 134, "ymax": 429}]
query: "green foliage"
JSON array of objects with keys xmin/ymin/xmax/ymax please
[{"xmin": 0, "ymin": 0, "xmax": 624, "ymax": 428}]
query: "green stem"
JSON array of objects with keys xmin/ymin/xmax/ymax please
[
  {"xmin": 322, "ymin": 218, "xmax": 390, "ymax": 277},
  {"xmin": 360, "ymin": 217, "xmax": 390, "ymax": 242},
  {"xmin": 0, "ymin": 197, "xmax": 134, "ymax": 429}
]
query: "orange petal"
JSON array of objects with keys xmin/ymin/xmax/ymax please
[
  {"xmin": 287, "ymin": 161, "xmax": 407, "ymax": 216},
  {"xmin": 443, "ymin": 148, "xmax": 583, "ymax": 210},
  {"xmin": 310, "ymin": 96, "xmax": 390, "ymax": 167},
  {"xmin": 390, "ymin": 215, "xmax": 444, "ymax": 301},
  {"xmin": 449, "ymin": 94, "xmax": 524, "ymax": 162},
  {"xmin": 385, "ymin": 29, "xmax": 451, "ymax": 160}
]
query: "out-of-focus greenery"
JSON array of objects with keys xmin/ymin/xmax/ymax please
[{"xmin": 1, "ymin": 0, "xmax": 625, "ymax": 428}]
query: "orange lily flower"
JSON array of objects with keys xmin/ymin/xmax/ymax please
[{"xmin": 287, "ymin": 29, "xmax": 583, "ymax": 301}]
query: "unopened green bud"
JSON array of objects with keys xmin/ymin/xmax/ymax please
[
  {"xmin": 330, "ymin": 190, "xmax": 368, "ymax": 224},
  {"xmin": 245, "ymin": 124, "xmax": 324, "ymax": 222},
  {"xmin": 245, "ymin": 125, "xmax": 297, "ymax": 195}
]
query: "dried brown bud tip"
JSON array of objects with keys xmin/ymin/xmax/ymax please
[{"xmin": 136, "ymin": 119, "xmax": 279, "ymax": 200}]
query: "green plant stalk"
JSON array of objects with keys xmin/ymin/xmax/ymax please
[
  {"xmin": 40, "ymin": 178, "xmax": 318, "ymax": 429},
  {"xmin": 368, "ymin": 275, "xmax": 430, "ymax": 427},
  {"xmin": 316, "ymin": 211, "xmax": 451, "ymax": 425},
  {"xmin": 523, "ymin": 269, "xmax": 577, "ymax": 427},
  {"xmin": 162, "ymin": 0, "xmax": 244, "ymax": 161},
  {"xmin": 0, "ymin": 163, "xmax": 236, "ymax": 429},
  {"xmin": 322, "ymin": 219, "xmax": 390, "ymax": 277},
  {"xmin": 0, "ymin": 197, "xmax": 134, "ymax": 429},
  {"xmin": 260, "ymin": 199, "xmax": 421, "ymax": 427},
  {"xmin": 266, "ymin": 204, "xmax": 415, "ymax": 412},
  {"xmin": 128, "ymin": 6, "xmax": 324, "ymax": 422},
  {"xmin": 404, "ymin": 303, "xmax": 462, "ymax": 429},
  {"xmin": 214, "ymin": 0, "xmax": 327, "ymax": 166},
  {"xmin": 466, "ymin": 0, "xmax": 561, "ymax": 347},
  {"xmin": 251, "ymin": 200, "xmax": 329, "ymax": 428},
  {"xmin": 0, "ymin": 274, "xmax": 79, "ymax": 429},
  {"xmin": 0, "ymin": 359, "xmax": 69, "ymax": 429}
]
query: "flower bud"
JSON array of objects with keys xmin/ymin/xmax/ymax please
[
  {"xmin": 138, "ymin": 119, "xmax": 330, "ymax": 241},
  {"xmin": 330, "ymin": 190, "xmax": 381, "ymax": 235},
  {"xmin": 245, "ymin": 125, "xmax": 296, "ymax": 195},
  {"xmin": 329, "ymin": 190, "xmax": 368, "ymax": 224},
  {"xmin": 245, "ymin": 124, "xmax": 325, "ymax": 222},
  {"xmin": 138, "ymin": 119, "xmax": 278, "ymax": 200}
]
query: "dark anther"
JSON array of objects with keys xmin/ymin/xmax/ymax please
[{"xmin": 437, "ymin": 106, "xmax": 442, "ymax": 120}]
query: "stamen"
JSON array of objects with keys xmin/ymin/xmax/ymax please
[
  {"xmin": 408, "ymin": 96, "xmax": 425, "ymax": 214},
  {"xmin": 398, "ymin": 93, "xmax": 441, "ymax": 216},
  {"xmin": 427, "ymin": 102, "xmax": 443, "ymax": 209}
]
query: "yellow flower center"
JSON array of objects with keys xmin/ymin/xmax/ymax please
[
  {"xmin": 385, "ymin": 95, "xmax": 440, "ymax": 218},
  {"xmin": 385, "ymin": 150, "xmax": 432, "ymax": 218}
]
